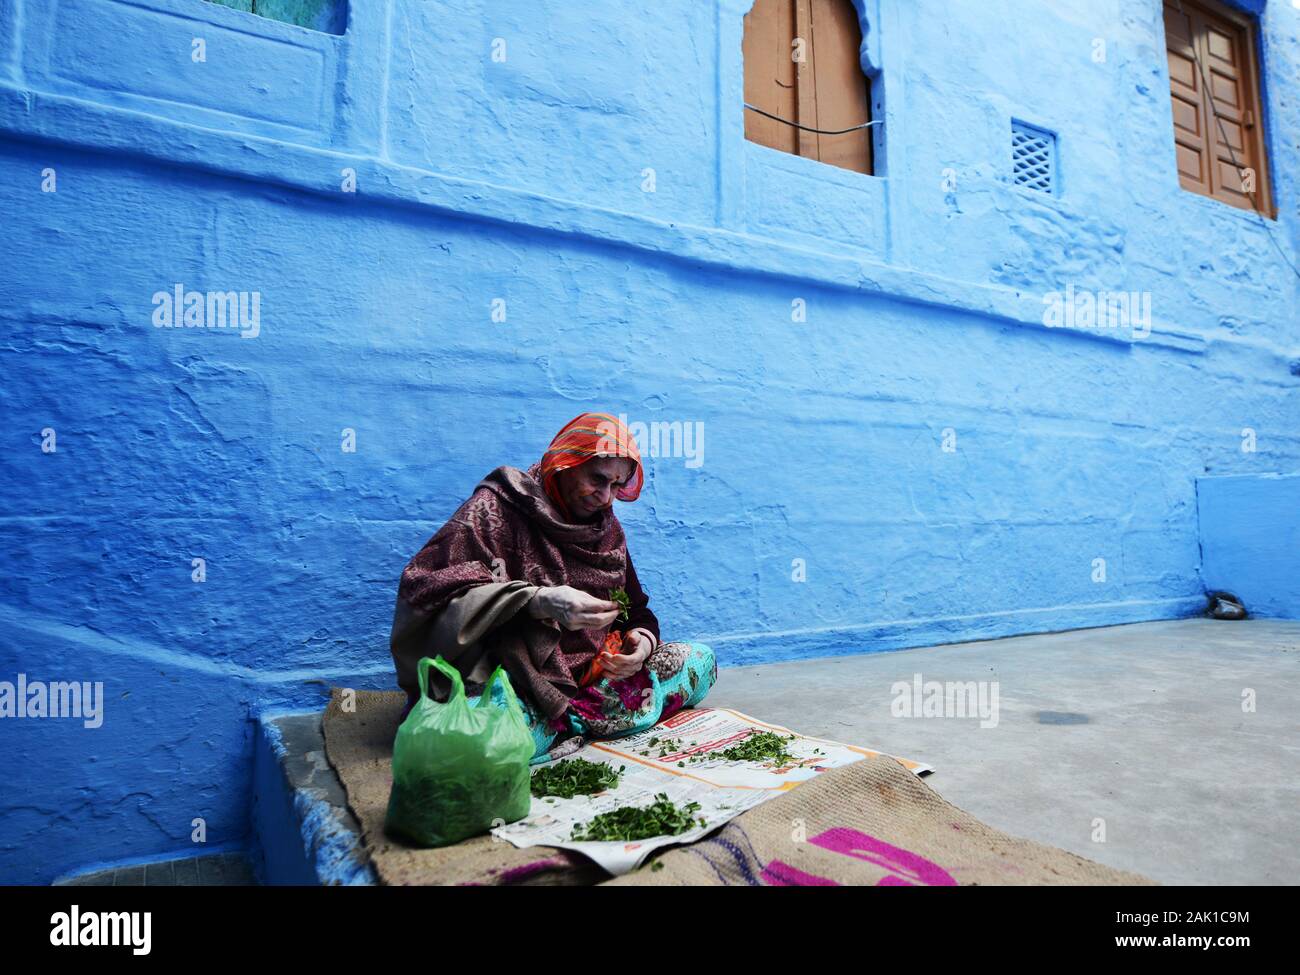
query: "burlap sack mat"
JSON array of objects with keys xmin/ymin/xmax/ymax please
[
  {"xmin": 606, "ymin": 753, "xmax": 1156, "ymax": 886},
  {"xmin": 323, "ymin": 689, "xmax": 1156, "ymax": 886}
]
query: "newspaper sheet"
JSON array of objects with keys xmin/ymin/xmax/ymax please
[{"xmin": 491, "ymin": 706, "xmax": 933, "ymax": 875}]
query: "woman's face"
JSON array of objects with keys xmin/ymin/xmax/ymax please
[{"xmin": 556, "ymin": 456, "xmax": 635, "ymax": 521}]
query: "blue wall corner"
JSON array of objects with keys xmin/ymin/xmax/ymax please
[{"xmin": 1197, "ymin": 473, "xmax": 1300, "ymax": 620}]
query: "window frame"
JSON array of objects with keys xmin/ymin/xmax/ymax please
[
  {"xmin": 741, "ymin": 0, "xmax": 878, "ymax": 177},
  {"xmin": 1161, "ymin": 0, "xmax": 1276, "ymax": 219}
]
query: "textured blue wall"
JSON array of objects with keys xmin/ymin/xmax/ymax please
[
  {"xmin": 1198, "ymin": 474, "xmax": 1300, "ymax": 618},
  {"xmin": 1, "ymin": 0, "xmax": 1297, "ymax": 883}
]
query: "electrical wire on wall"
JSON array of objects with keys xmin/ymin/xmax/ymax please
[{"xmin": 743, "ymin": 103, "xmax": 882, "ymax": 136}]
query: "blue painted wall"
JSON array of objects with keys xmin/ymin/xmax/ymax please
[
  {"xmin": 1198, "ymin": 474, "xmax": 1300, "ymax": 618},
  {"xmin": 1, "ymin": 0, "xmax": 1297, "ymax": 883}
]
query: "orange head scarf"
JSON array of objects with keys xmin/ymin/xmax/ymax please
[{"xmin": 538, "ymin": 411, "xmax": 644, "ymax": 520}]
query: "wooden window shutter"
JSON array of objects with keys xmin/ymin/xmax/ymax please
[
  {"xmin": 744, "ymin": 0, "xmax": 800, "ymax": 159},
  {"xmin": 1163, "ymin": 0, "xmax": 1273, "ymax": 216},
  {"xmin": 743, "ymin": 0, "xmax": 873, "ymax": 175}
]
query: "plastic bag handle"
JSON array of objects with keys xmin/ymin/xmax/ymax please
[
  {"xmin": 479, "ymin": 665, "xmax": 521, "ymax": 711},
  {"xmin": 417, "ymin": 656, "xmax": 464, "ymax": 703}
]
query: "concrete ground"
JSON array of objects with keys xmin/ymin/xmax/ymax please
[{"xmin": 705, "ymin": 618, "xmax": 1299, "ymax": 886}]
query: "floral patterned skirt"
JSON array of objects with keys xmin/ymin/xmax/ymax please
[{"xmin": 518, "ymin": 641, "xmax": 717, "ymax": 765}]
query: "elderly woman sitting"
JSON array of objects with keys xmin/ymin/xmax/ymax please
[{"xmin": 390, "ymin": 411, "xmax": 716, "ymax": 763}]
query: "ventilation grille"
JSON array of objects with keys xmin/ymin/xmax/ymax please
[{"xmin": 1011, "ymin": 121, "xmax": 1055, "ymax": 194}]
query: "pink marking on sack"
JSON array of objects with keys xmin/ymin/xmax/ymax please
[
  {"xmin": 498, "ymin": 857, "xmax": 567, "ymax": 883},
  {"xmin": 760, "ymin": 859, "xmax": 841, "ymax": 886},
  {"xmin": 807, "ymin": 827, "xmax": 957, "ymax": 886}
]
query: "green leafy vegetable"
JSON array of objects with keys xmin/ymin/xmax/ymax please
[
  {"xmin": 570, "ymin": 792, "xmax": 705, "ymax": 842},
  {"xmin": 634, "ymin": 730, "xmax": 807, "ymax": 769},
  {"xmin": 609, "ymin": 587, "xmax": 631, "ymax": 622},
  {"xmin": 530, "ymin": 758, "xmax": 624, "ymax": 799},
  {"xmin": 717, "ymin": 731, "xmax": 802, "ymax": 767},
  {"xmin": 386, "ymin": 775, "xmax": 522, "ymax": 847}
]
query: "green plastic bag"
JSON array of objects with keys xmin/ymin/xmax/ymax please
[{"xmin": 384, "ymin": 656, "xmax": 535, "ymax": 848}]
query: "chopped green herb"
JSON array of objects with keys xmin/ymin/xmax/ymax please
[
  {"xmin": 385, "ymin": 776, "xmax": 521, "ymax": 847},
  {"xmin": 570, "ymin": 793, "xmax": 705, "ymax": 842},
  {"xmin": 717, "ymin": 731, "xmax": 802, "ymax": 767},
  {"xmin": 530, "ymin": 758, "xmax": 623, "ymax": 799}
]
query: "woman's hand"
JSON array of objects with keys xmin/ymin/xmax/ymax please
[
  {"xmin": 599, "ymin": 629, "xmax": 653, "ymax": 681},
  {"xmin": 527, "ymin": 585, "xmax": 621, "ymax": 631}
]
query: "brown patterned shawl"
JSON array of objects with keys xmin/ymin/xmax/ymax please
[{"xmin": 389, "ymin": 461, "xmax": 655, "ymax": 720}]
